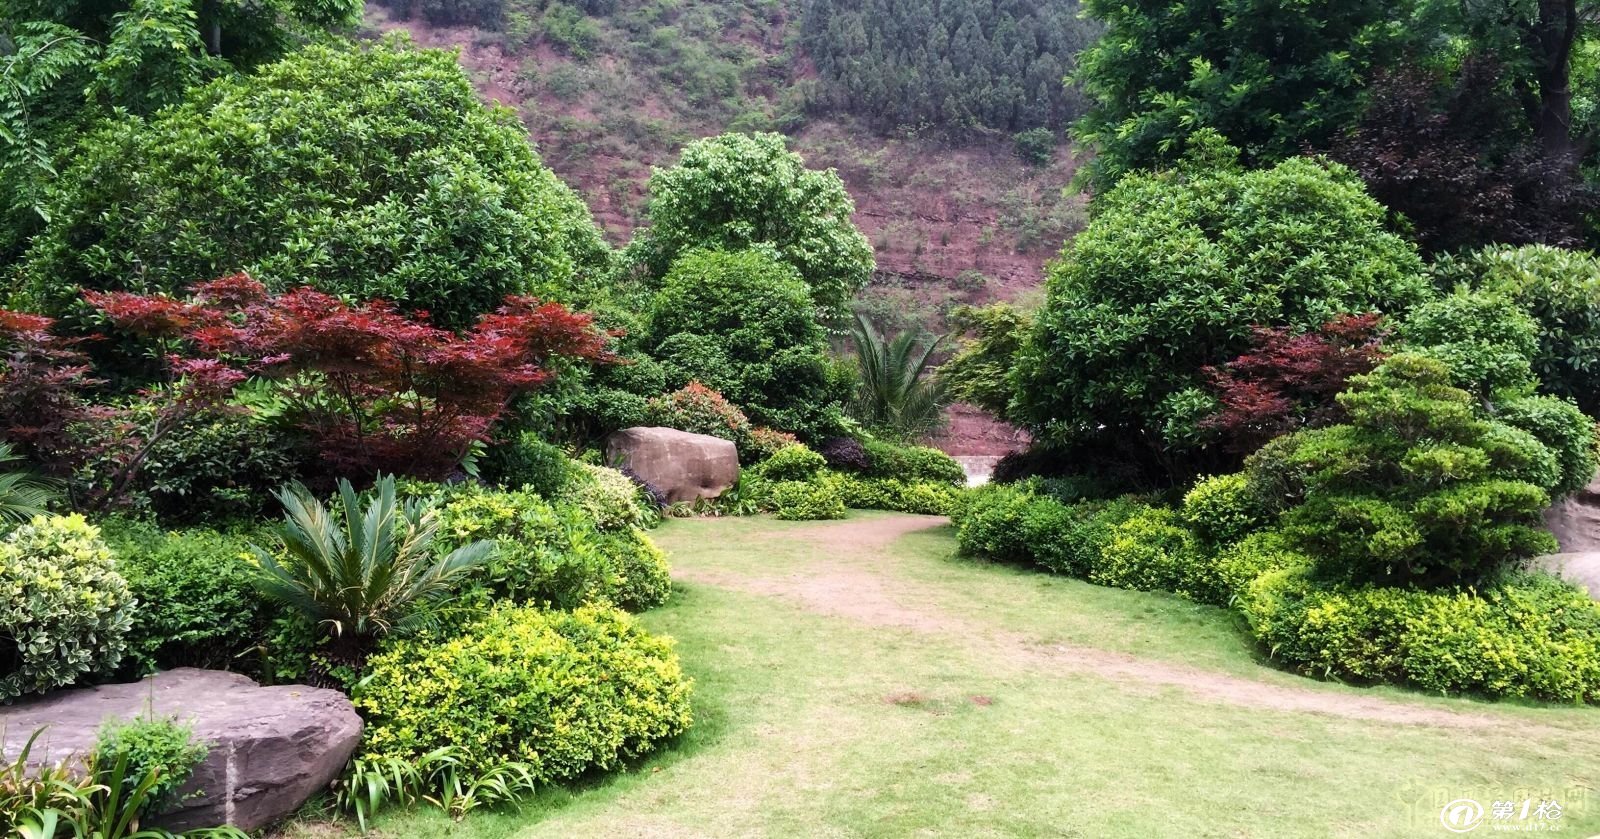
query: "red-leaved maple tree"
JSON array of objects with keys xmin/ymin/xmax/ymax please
[
  {"xmin": 86, "ymin": 274, "xmax": 615, "ymax": 480},
  {"xmin": 1201, "ymin": 313, "xmax": 1388, "ymax": 454},
  {"xmin": 0, "ymin": 309, "xmax": 102, "ymax": 464}
]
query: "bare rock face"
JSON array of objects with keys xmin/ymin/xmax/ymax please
[
  {"xmin": 1545, "ymin": 473, "xmax": 1600, "ymax": 553},
  {"xmin": 0, "ymin": 668, "xmax": 361, "ymax": 832},
  {"xmin": 606, "ymin": 426, "xmax": 740, "ymax": 503}
]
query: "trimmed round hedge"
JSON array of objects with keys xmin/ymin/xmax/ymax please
[{"xmin": 355, "ymin": 604, "xmax": 693, "ymax": 781}]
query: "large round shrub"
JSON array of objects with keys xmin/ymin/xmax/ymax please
[
  {"xmin": 634, "ymin": 132, "xmax": 874, "ymax": 317},
  {"xmin": 1180, "ymin": 473, "xmax": 1268, "ymax": 546},
  {"xmin": 356, "ymin": 604, "xmax": 693, "ymax": 780},
  {"xmin": 0, "ymin": 515, "xmax": 133, "ymax": 699},
  {"xmin": 1012, "ymin": 149, "xmax": 1429, "ymax": 455},
  {"xmin": 1439, "ymin": 244, "xmax": 1600, "ymax": 416},
  {"xmin": 1496, "ymin": 395, "xmax": 1598, "ymax": 497},
  {"xmin": 860, "ymin": 440, "xmax": 966, "ymax": 486},
  {"xmin": 20, "ymin": 37, "xmax": 609, "ymax": 329},
  {"xmin": 758, "ymin": 445, "xmax": 827, "ymax": 482},
  {"xmin": 649, "ymin": 249, "xmax": 850, "ymax": 439},
  {"xmin": 482, "ymin": 431, "xmax": 575, "ymax": 498}
]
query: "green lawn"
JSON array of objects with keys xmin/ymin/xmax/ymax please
[{"xmin": 293, "ymin": 512, "xmax": 1600, "ymax": 838}]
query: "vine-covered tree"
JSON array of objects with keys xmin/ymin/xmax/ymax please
[{"xmin": 800, "ymin": 0, "xmax": 1098, "ymax": 137}]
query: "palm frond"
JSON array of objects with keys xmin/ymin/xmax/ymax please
[
  {"xmin": 0, "ymin": 442, "xmax": 60, "ymax": 524},
  {"xmin": 846, "ymin": 312, "xmax": 949, "ymax": 439}
]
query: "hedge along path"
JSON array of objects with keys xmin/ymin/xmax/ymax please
[{"xmin": 673, "ymin": 514, "xmax": 1570, "ymax": 734}]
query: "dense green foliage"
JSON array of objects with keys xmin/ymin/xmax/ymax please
[
  {"xmin": 433, "ymin": 483, "xmax": 670, "ymax": 612},
  {"xmin": 0, "ymin": 514, "xmax": 132, "ymax": 699},
  {"xmin": 1241, "ymin": 569, "xmax": 1600, "ymax": 701},
  {"xmin": 757, "ymin": 445, "xmax": 828, "ymax": 483},
  {"xmin": 1395, "ymin": 290, "xmax": 1539, "ymax": 396},
  {"xmin": 1012, "ymin": 141, "xmax": 1429, "ymax": 469},
  {"xmin": 823, "ymin": 473, "xmax": 962, "ymax": 515},
  {"xmin": 799, "ymin": 0, "xmax": 1095, "ymax": 136},
  {"xmin": 1439, "ymin": 245, "xmax": 1600, "ymax": 415},
  {"xmin": 101, "ymin": 521, "xmax": 267, "ymax": 675},
  {"xmin": 633, "ymin": 132, "xmax": 874, "ymax": 317},
  {"xmin": 0, "ymin": 441, "xmax": 58, "ymax": 523},
  {"xmin": 482, "ymin": 431, "xmax": 576, "ymax": 498},
  {"xmin": 1260, "ymin": 354, "xmax": 1559, "ymax": 587},
  {"xmin": 858, "ymin": 439, "xmax": 966, "ymax": 485},
  {"xmin": 938, "ymin": 303, "xmax": 1032, "ymax": 421},
  {"xmin": 1072, "ymin": 0, "xmax": 1409, "ymax": 190},
  {"xmin": 355, "ymin": 603, "xmax": 693, "ymax": 782},
  {"xmin": 768, "ymin": 479, "xmax": 847, "ymax": 521},
  {"xmin": 17, "ymin": 38, "xmax": 610, "ymax": 328},
  {"xmin": 648, "ymin": 249, "xmax": 850, "ymax": 439}
]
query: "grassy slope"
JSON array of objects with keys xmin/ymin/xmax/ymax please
[{"xmin": 298, "ymin": 513, "xmax": 1600, "ymax": 838}]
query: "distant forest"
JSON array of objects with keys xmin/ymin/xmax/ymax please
[{"xmin": 799, "ymin": 0, "xmax": 1098, "ymax": 136}]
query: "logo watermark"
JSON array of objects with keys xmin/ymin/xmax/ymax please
[{"xmin": 1394, "ymin": 783, "xmax": 1589, "ymax": 834}]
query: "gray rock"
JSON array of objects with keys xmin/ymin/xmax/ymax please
[
  {"xmin": 1534, "ymin": 553, "xmax": 1600, "ymax": 601},
  {"xmin": 606, "ymin": 426, "xmax": 740, "ymax": 503},
  {"xmin": 1, "ymin": 668, "xmax": 361, "ymax": 832},
  {"xmin": 1545, "ymin": 473, "xmax": 1600, "ymax": 553}
]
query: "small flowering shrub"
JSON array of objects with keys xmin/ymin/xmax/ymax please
[
  {"xmin": 356, "ymin": 604, "xmax": 693, "ymax": 782},
  {"xmin": 0, "ymin": 515, "xmax": 133, "ymax": 699},
  {"xmin": 743, "ymin": 426, "xmax": 799, "ymax": 462},
  {"xmin": 646, "ymin": 382, "xmax": 752, "ymax": 442}
]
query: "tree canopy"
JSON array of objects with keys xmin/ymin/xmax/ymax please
[
  {"xmin": 631, "ymin": 131, "xmax": 874, "ymax": 319},
  {"xmin": 14, "ymin": 37, "xmax": 610, "ymax": 330}
]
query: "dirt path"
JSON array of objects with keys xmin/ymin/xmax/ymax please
[{"xmin": 674, "ymin": 514, "xmax": 1557, "ymax": 732}]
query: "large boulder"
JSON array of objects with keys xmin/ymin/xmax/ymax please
[
  {"xmin": 1545, "ymin": 473, "xmax": 1600, "ymax": 553},
  {"xmin": 0, "ymin": 668, "xmax": 361, "ymax": 832},
  {"xmin": 606, "ymin": 426, "xmax": 739, "ymax": 503}
]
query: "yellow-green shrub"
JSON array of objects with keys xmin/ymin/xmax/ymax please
[
  {"xmin": 355, "ymin": 604, "xmax": 693, "ymax": 781},
  {"xmin": 769, "ymin": 479, "xmax": 847, "ymax": 520},
  {"xmin": 1090, "ymin": 506, "xmax": 1222, "ymax": 603},
  {"xmin": 0, "ymin": 515, "xmax": 133, "ymax": 699},
  {"xmin": 1181, "ymin": 472, "xmax": 1268, "ymax": 545}
]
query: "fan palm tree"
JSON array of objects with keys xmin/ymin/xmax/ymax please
[
  {"xmin": 847, "ymin": 312, "xmax": 949, "ymax": 439},
  {"xmin": 251, "ymin": 475, "xmax": 494, "ymax": 663},
  {"xmin": 0, "ymin": 442, "xmax": 59, "ymax": 524}
]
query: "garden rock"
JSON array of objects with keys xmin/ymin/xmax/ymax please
[
  {"xmin": 1534, "ymin": 554, "xmax": 1600, "ymax": 601},
  {"xmin": 0, "ymin": 668, "xmax": 361, "ymax": 832},
  {"xmin": 606, "ymin": 426, "xmax": 740, "ymax": 503},
  {"xmin": 1545, "ymin": 473, "xmax": 1600, "ymax": 553}
]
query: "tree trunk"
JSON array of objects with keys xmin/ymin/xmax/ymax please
[{"xmin": 1528, "ymin": 0, "xmax": 1580, "ymax": 162}]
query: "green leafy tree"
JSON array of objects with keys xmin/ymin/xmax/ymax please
[
  {"xmin": 648, "ymin": 248, "xmax": 851, "ymax": 440},
  {"xmin": 938, "ymin": 302, "xmax": 1032, "ymax": 421},
  {"xmin": 1257, "ymin": 353, "xmax": 1560, "ymax": 587},
  {"xmin": 1011, "ymin": 136, "xmax": 1430, "ymax": 479},
  {"xmin": 1435, "ymin": 244, "xmax": 1600, "ymax": 415},
  {"xmin": 847, "ymin": 311, "xmax": 947, "ymax": 440},
  {"xmin": 17, "ymin": 37, "xmax": 610, "ymax": 329},
  {"xmin": 1073, "ymin": 0, "xmax": 1415, "ymax": 191},
  {"xmin": 632, "ymin": 132, "xmax": 873, "ymax": 317}
]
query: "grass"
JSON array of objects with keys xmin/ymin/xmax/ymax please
[{"xmin": 288, "ymin": 512, "xmax": 1600, "ymax": 838}]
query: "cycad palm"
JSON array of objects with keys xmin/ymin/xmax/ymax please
[
  {"xmin": 848, "ymin": 312, "xmax": 948, "ymax": 439},
  {"xmin": 252, "ymin": 475, "xmax": 493, "ymax": 658},
  {"xmin": 0, "ymin": 442, "xmax": 59, "ymax": 524}
]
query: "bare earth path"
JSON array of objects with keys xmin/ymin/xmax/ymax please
[{"xmin": 316, "ymin": 511, "xmax": 1600, "ymax": 839}]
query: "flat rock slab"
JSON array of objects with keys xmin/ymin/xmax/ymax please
[
  {"xmin": 1, "ymin": 668, "xmax": 361, "ymax": 832},
  {"xmin": 1535, "ymin": 553, "xmax": 1600, "ymax": 601},
  {"xmin": 607, "ymin": 425, "xmax": 740, "ymax": 503}
]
